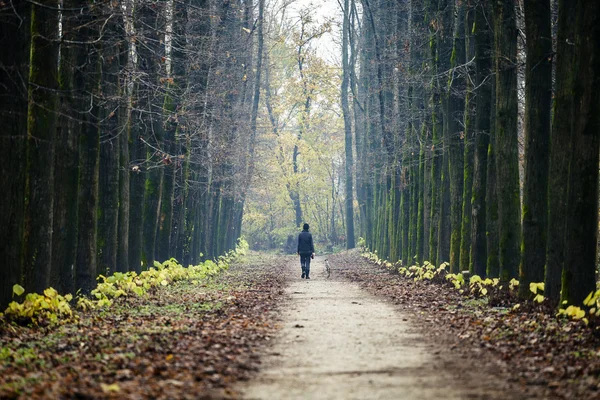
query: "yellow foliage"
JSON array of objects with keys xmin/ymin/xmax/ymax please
[{"xmin": 2, "ymin": 239, "xmax": 249, "ymax": 325}]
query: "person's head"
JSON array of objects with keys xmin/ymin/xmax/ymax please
[{"xmin": 303, "ymin": 223, "xmax": 309, "ymax": 231}]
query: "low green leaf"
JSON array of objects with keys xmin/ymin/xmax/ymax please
[
  {"xmin": 529, "ymin": 282, "xmax": 538, "ymax": 294},
  {"xmin": 583, "ymin": 291, "xmax": 595, "ymax": 306},
  {"xmin": 534, "ymin": 294, "xmax": 545, "ymax": 303},
  {"xmin": 12, "ymin": 284, "xmax": 25, "ymax": 296}
]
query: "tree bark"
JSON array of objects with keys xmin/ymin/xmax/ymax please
[
  {"xmin": 157, "ymin": 0, "xmax": 187, "ymax": 262},
  {"xmin": 561, "ymin": 0, "xmax": 600, "ymax": 306},
  {"xmin": 237, "ymin": 0, "xmax": 265, "ymax": 247},
  {"xmin": 97, "ymin": 7, "xmax": 123, "ymax": 276},
  {"xmin": 24, "ymin": 0, "xmax": 59, "ymax": 294},
  {"xmin": 117, "ymin": 111, "xmax": 130, "ymax": 272},
  {"xmin": 342, "ymin": 0, "xmax": 356, "ymax": 249},
  {"xmin": 128, "ymin": 124, "xmax": 146, "ymax": 273},
  {"xmin": 74, "ymin": 3, "xmax": 102, "ymax": 294},
  {"xmin": 486, "ymin": 111, "xmax": 499, "ymax": 278},
  {"xmin": 448, "ymin": 1, "xmax": 466, "ymax": 272},
  {"xmin": 460, "ymin": 0, "xmax": 476, "ymax": 274},
  {"xmin": 438, "ymin": 154, "xmax": 451, "ymax": 264},
  {"xmin": 471, "ymin": 0, "xmax": 494, "ymax": 277},
  {"xmin": 0, "ymin": 1, "xmax": 29, "ymax": 307},
  {"xmin": 52, "ymin": 5, "xmax": 79, "ymax": 293},
  {"xmin": 545, "ymin": 0, "xmax": 576, "ymax": 302},
  {"xmin": 494, "ymin": 0, "xmax": 521, "ymax": 281},
  {"xmin": 139, "ymin": 0, "xmax": 167, "ymax": 269},
  {"xmin": 519, "ymin": 0, "xmax": 552, "ymax": 297}
]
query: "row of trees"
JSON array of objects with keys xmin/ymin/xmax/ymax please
[
  {"xmin": 0, "ymin": 0, "xmax": 266, "ymax": 308},
  {"xmin": 345, "ymin": 0, "xmax": 599, "ymax": 305}
]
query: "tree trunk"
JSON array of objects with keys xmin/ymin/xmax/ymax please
[
  {"xmin": 117, "ymin": 111, "xmax": 130, "ymax": 273},
  {"xmin": 139, "ymin": 0, "xmax": 166, "ymax": 269},
  {"xmin": 429, "ymin": 111, "xmax": 442, "ymax": 266},
  {"xmin": 561, "ymin": 0, "xmax": 600, "ymax": 306},
  {"xmin": 471, "ymin": 0, "xmax": 494, "ymax": 277},
  {"xmin": 74, "ymin": 4, "xmax": 102, "ymax": 294},
  {"xmin": 128, "ymin": 123, "xmax": 146, "ymax": 273},
  {"xmin": 157, "ymin": 127, "xmax": 176, "ymax": 262},
  {"xmin": 426, "ymin": 0, "xmax": 448, "ymax": 267},
  {"xmin": 460, "ymin": 0, "xmax": 476, "ymax": 274},
  {"xmin": 448, "ymin": 1, "xmax": 466, "ymax": 272},
  {"xmin": 342, "ymin": 0, "xmax": 356, "ymax": 249},
  {"xmin": 486, "ymin": 74, "xmax": 499, "ymax": 278},
  {"xmin": 494, "ymin": 0, "xmax": 521, "ymax": 281},
  {"xmin": 97, "ymin": 9, "xmax": 123, "ymax": 276},
  {"xmin": 116, "ymin": 1, "xmax": 133, "ymax": 274},
  {"xmin": 157, "ymin": 0, "xmax": 187, "ymax": 262},
  {"xmin": 24, "ymin": 0, "xmax": 59, "ymax": 294},
  {"xmin": 52, "ymin": 8, "xmax": 79, "ymax": 293},
  {"xmin": 0, "ymin": 1, "xmax": 29, "ymax": 307},
  {"xmin": 209, "ymin": 181, "xmax": 222, "ymax": 259},
  {"xmin": 173, "ymin": 141, "xmax": 190, "ymax": 262},
  {"xmin": 142, "ymin": 166, "xmax": 163, "ymax": 268},
  {"xmin": 235, "ymin": 0, "xmax": 264, "ymax": 248},
  {"xmin": 75, "ymin": 109, "xmax": 101, "ymax": 294},
  {"xmin": 545, "ymin": 0, "xmax": 576, "ymax": 302},
  {"xmin": 438, "ymin": 154, "xmax": 451, "ymax": 265},
  {"xmin": 416, "ymin": 124, "xmax": 429, "ymax": 264},
  {"xmin": 519, "ymin": 0, "xmax": 552, "ymax": 297}
]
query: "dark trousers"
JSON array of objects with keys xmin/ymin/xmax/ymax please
[{"xmin": 300, "ymin": 253, "xmax": 311, "ymax": 276}]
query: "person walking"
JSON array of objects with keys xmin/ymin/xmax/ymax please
[{"xmin": 297, "ymin": 223, "xmax": 315, "ymax": 279}]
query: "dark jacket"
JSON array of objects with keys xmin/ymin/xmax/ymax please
[{"xmin": 297, "ymin": 230, "xmax": 314, "ymax": 255}]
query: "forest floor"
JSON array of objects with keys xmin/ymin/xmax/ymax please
[
  {"xmin": 2, "ymin": 250, "xmax": 599, "ymax": 399},
  {"xmin": 321, "ymin": 250, "xmax": 600, "ymax": 400},
  {"xmin": 0, "ymin": 253, "xmax": 289, "ymax": 399}
]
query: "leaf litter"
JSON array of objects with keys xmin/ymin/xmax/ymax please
[
  {"xmin": 5, "ymin": 249, "xmax": 600, "ymax": 399},
  {"xmin": 329, "ymin": 249, "xmax": 600, "ymax": 400},
  {"xmin": 0, "ymin": 253, "xmax": 289, "ymax": 399}
]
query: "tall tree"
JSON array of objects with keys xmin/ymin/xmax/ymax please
[
  {"xmin": 237, "ymin": 0, "xmax": 265, "ymax": 247},
  {"xmin": 493, "ymin": 0, "xmax": 521, "ymax": 281},
  {"xmin": 459, "ymin": 0, "xmax": 475, "ymax": 273},
  {"xmin": 447, "ymin": 0, "xmax": 466, "ymax": 272},
  {"xmin": 117, "ymin": 1, "xmax": 133, "ymax": 273},
  {"xmin": 23, "ymin": 0, "xmax": 60, "ymax": 294},
  {"xmin": 560, "ymin": 0, "xmax": 600, "ymax": 305},
  {"xmin": 0, "ymin": 1, "xmax": 30, "ymax": 307},
  {"xmin": 471, "ymin": 0, "xmax": 494, "ymax": 277},
  {"xmin": 486, "ymin": 83, "xmax": 499, "ymax": 279},
  {"xmin": 158, "ymin": 0, "xmax": 188, "ymax": 262},
  {"xmin": 74, "ymin": 1, "xmax": 102, "ymax": 294},
  {"xmin": 341, "ymin": 0, "xmax": 355, "ymax": 249},
  {"xmin": 519, "ymin": 0, "xmax": 552, "ymax": 297},
  {"xmin": 427, "ymin": 0, "xmax": 443, "ymax": 266},
  {"xmin": 544, "ymin": 0, "xmax": 576, "ymax": 302},
  {"xmin": 51, "ymin": 0, "xmax": 80, "ymax": 293},
  {"xmin": 140, "ymin": 0, "xmax": 167, "ymax": 269},
  {"xmin": 97, "ymin": 1, "xmax": 124, "ymax": 276}
]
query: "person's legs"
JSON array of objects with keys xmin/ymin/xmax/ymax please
[
  {"xmin": 300, "ymin": 254, "xmax": 307, "ymax": 278},
  {"xmin": 305, "ymin": 255, "xmax": 311, "ymax": 279}
]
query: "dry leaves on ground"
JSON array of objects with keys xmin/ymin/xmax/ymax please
[
  {"xmin": 329, "ymin": 250, "xmax": 600, "ymax": 400},
  {"xmin": 0, "ymin": 253, "xmax": 289, "ymax": 399}
]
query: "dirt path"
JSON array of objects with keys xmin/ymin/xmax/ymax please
[{"xmin": 240, "ymin": 256, "xmax": 509, "ymax": 400}]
